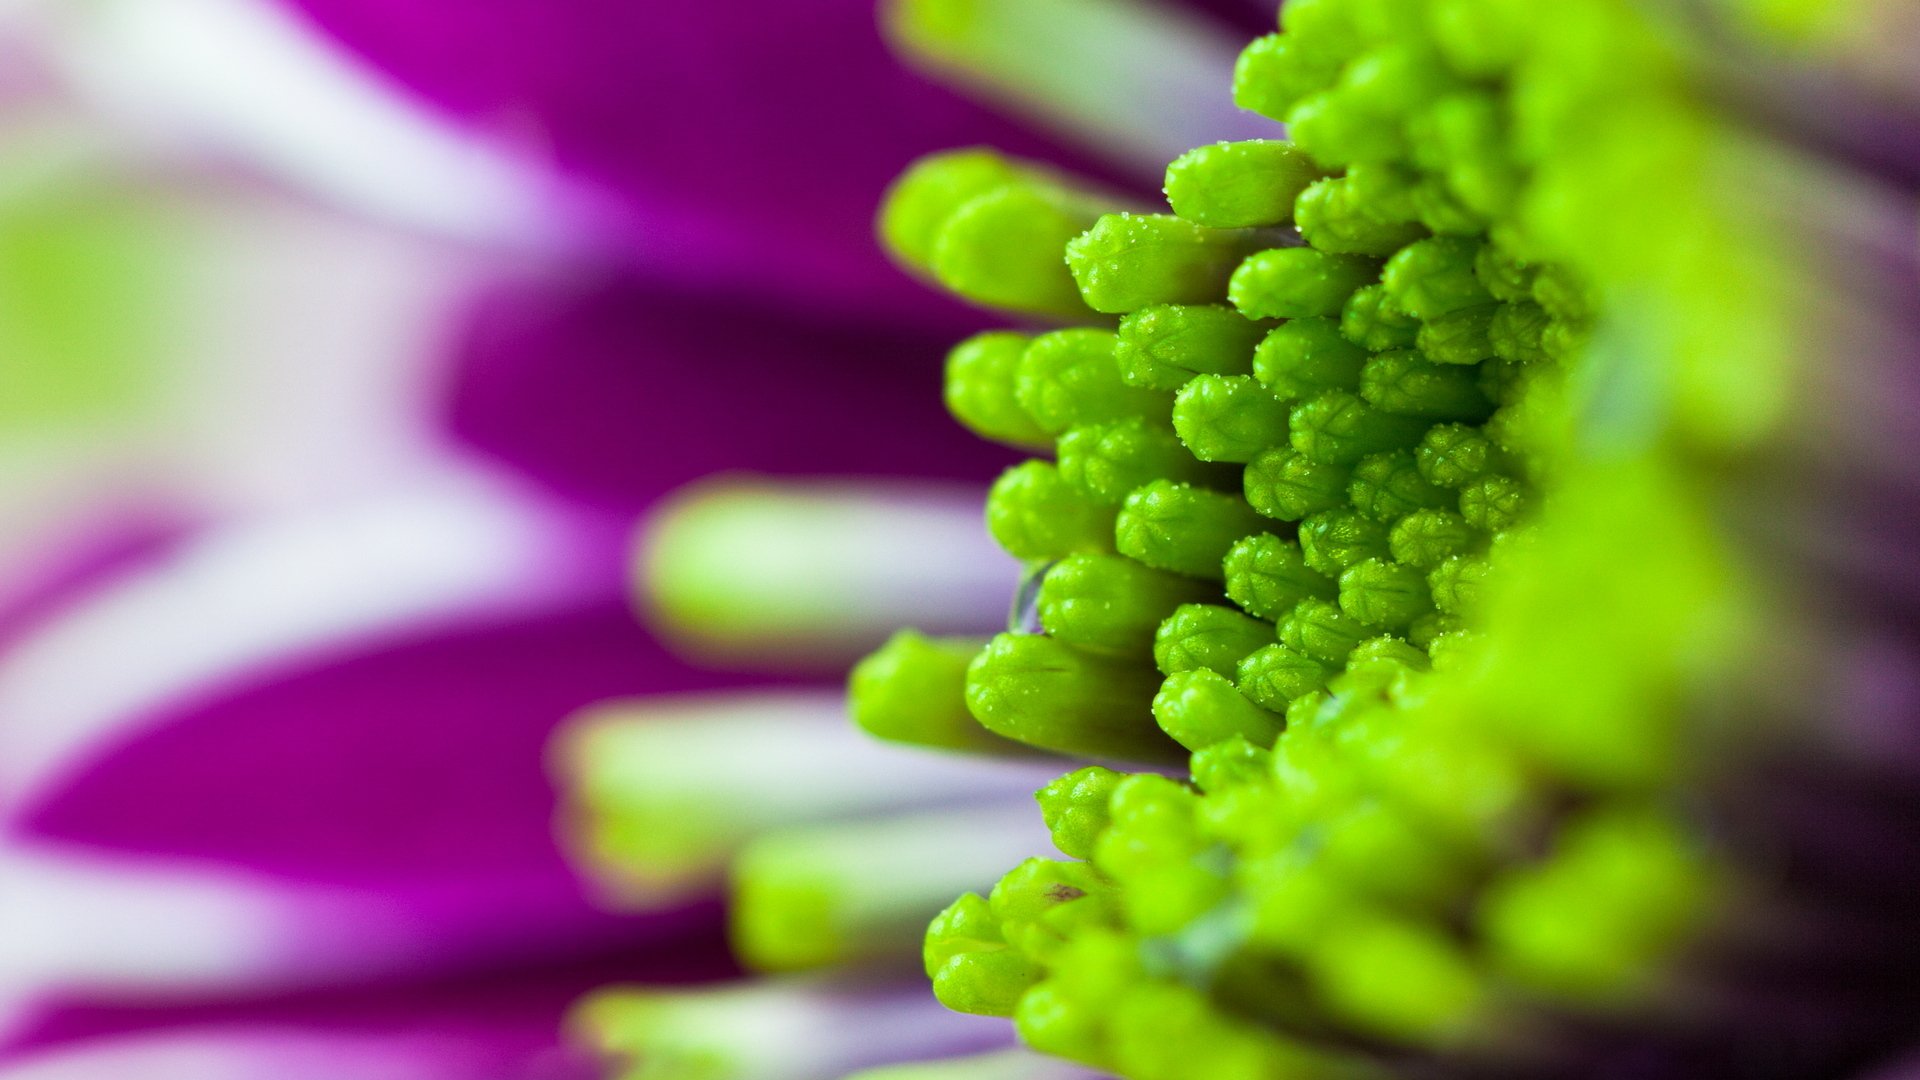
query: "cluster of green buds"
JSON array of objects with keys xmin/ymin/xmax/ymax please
[{"xmin": 848, "ymin": 0, "xmax": 1889, "ymax": 1077}]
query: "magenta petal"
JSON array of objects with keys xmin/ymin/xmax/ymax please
[
  {"xmin": 445, "ymin": 274, "xmax": 1020, "ymax": 511},
  {"xmin": 279, "ymin": 0, "xmax": 1137, "ymax": 326}
]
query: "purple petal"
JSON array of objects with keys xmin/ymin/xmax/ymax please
[
  {"xmin": 278, "ymin": 0, "xmax": 1137, "ymax": 328},
  {"xmin": 444, "ymin": 275, "xmax": 1021, "ymax": 511}
]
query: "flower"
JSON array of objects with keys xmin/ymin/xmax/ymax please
[
  {"xmin": 0, "ymin": 0, "xmax": 1276, "ymax": 1076},
  {"xmin": 564, "ymin": 0, "xmax": 1920, "ymax": 1078}
]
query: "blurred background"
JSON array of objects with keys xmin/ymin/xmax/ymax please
[{"xmin": 0, "ymin": 0, "xmax": 1275, "ymax": 1077}]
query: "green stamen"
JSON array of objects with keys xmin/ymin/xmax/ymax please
[
  {"xmin": 1154, "ymin": 668, "xmax": 1286, "ymax": 751},
  {"xmin": 1058, "ymin": 418, "xmax": 1231, "ymax": 505},
  {"xmin": 986, "ymin": 461, "xmax": 1118, "ymax": 561},
  {"xmin": 1298, "ymin": 508, "xmax": 1393, "ymax": 576},
  {"xmin": 1337, "ymin": 557, "xmax": 1435, "ymax": 630},
  {"xmin": 1114, "ymin": 480, "xmax": 1266, "ymax": 580},
  {"xmin": 944, "ymin": 331, "xmax": 1051, "ymax": 449},
  {"xmin": 1250, "ymin": 316, "xmax": 1369, "ymax": 398},
  {"xmin": 1153, "ymin": 602, "xmax": 1275, "ymax": 678},
  {"xmin": 1036, "ymin": 766, "xmax": 1123, "ymax": 861},
  {"xmin": 1382, "ymin": 236, "xmax": 1492, "ymax": 320},
  {"xmin": 1222, "ymin": 532, "xmax": 1336, "ymax": 619},
  {"xmin": 731, "ymin": 805, "xmax": 1047, "ymax": 973},
  {"xmin": 1243, "ymin": 447, "xmax": 1353, "ymax": 522},
  {"xmin": 1289, "ymin": 390, "xmax": 1431, "ymax": 465},
  {"xmin": 1388, "ymin": 509, "xmax": 1477, "ymax": 569},
  {"xmin": 1172, "ymin": 375, "xmax": 1292, "ymax": 463},
  {"xmin": 1347, "ymin": 450, "xmax": 1452, "ymax": 522},
  {"xmin": 965, "ymin": 633, "xmax": 1180, "ymax": 762},
  {"xmin": 1275, "ymin": 598, "xmax": 1369, "ymax": 665},
  {"xmin": 1228, "ymin": 248, "xmax": 1380, "ymax": 320},
  {"xmin": 1066, "ymin": 213, "xmax": 1258, "ymax": 314},
  {"xmin": 1340, "ymin": 283, "xmax": 1422, "ymax": 351},
  {"xmin": 1357, "ymin": 350, "xmax": 1493, "ymax": 421},
  {"xmin": 1164, "ymin": 141, "xmax": 1321, "ymax": 228},
  {"xmin": 1295, "ymin": 175, "xmax": 1426, "ymax": 256},
  {"xmin": 851, "ymin": 631, "xmax": 1027, "ymax": 754},
  {"xmin": 1037, "ymin": 553, "xmax": 1217, "ymax": 657},
  {"xmin": 1116, "ymin": 304, "xmax": 1268, "ymax": 390},
  {"xmin": 1017, "ymin": 328, "xmax": 1171, "ymax": 435},
  {"xmin": 1235, "ymin": 644, "xmax": 1332, "ymax": 712}
]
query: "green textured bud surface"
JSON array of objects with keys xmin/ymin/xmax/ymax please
[
  {"xmin": 850, "ymin": 630, "xmax": 1015, "ymax": 753},
  {"xmin": 1164, "ymin": 140, "xmax": 1321, "ymax": 228},
  {"xmin": 1154, "ymin": 668, "xmax": 1285, "ymax": 751},
  {"xmin": 1038, "ymin": 553, "xmax": 1216, "ymax": 656},
  {"xmin": 1153, "ymin": 602, "xmax": 1275, "ymax": 678},
  {"xmin": 944, "ymin": 331, "xmax": 1050, "ymax": 448},
  {"xmin": 1067, "ymin": 213, "xmax": 1253, "ymax": 314},
  {"xmin": 965, "ymin": 633, "xmax": 1179, "ymax": 762},
  {"xmin": 1251, "ymin": 316, "xmax": 1368, "ymax": 399},
  {"xmin": 1244, "ymin": 447, "xmax": 1352, "ymax": 522},
  {"xmin": 1018, "ymin": 329, "xmax": 1170, "ymax": 435},
  {"xmin": 1058, "ymin": 418, "xmax": 1229, "ymax": 505},
  {"xmin": 1172, "ymin": 375, "xmax": 1292, "ymax": 463},
  {"xmin": 1229, "ymin": 247, "xmax": 1379, "ymax": 320},
  {"xmin": 1116, "ymin": 304, "xmax": 1267, "ymax": 390},
  {"xmin": 1222, "ymin": 532, "xmax": 1336, "ymax": 619},
  {"xmin": 1115, "ymin": 481, "xmax": 1266, "ymax": 580},
  {"xmin": 986, "ymin": 461, "xmax": 1117, "ymax": 561}
]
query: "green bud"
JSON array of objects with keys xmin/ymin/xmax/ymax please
[
  {"xmin": 1038, "ymin": 553, "xmax": 1217, "ymax": 656},
  {"xmin": 1155, "ymin": 668, "xmax": 1286, "ymax": 751},
  {"xmin": 1036, "ymin": 766, "xmax": 1123, "ymax": 860},
  {"xmin": 1116, "ymin": 303, "xmax": 1268, "ymax": 390},
  {"xmin": 1229, "ymin": 248, "xmax": 1380, "ymax": 320},
  {"xmin": 1223, "ymin": 533, "xmax": 1337, "ymax": 619},
  {"xmin": 944, "ymin": 331, "xmax": 1050, "ymax": 448},
  {"xmin": 1357, "ymin": 350, "xmax": 1492, "ymax": 421},
  {"xmin": 1059, "ymin": 418, "xmax": 1230, "ymax": 505},
  {"xmin": 1489, "ymin": 300, "xmax": 1551, "ymax": 363},
  {"xmin": 1017, "ymin": 328, "xmax": 1170, "ymax": 435},
  {"xmin": 1416, "ymin": 304, "xmax": 1499, "ymax": 365},
  {"xmin": 1347, "ymin": 450, "xmax": 1451, "ymax": 522},
  {"xmin": 1191, "ymin": 736, "xmax": 1274, "ymax": 794},
  {"xmin": 1388, "ymin": 508, "xmax": 1477, "ymax": 568},
  {"xmin": 1290, "ymin": 390, "xmax": 1431, "ymax": 465},
  {"xmin": 1459, "ymin": 473, "xmax": 1529, "ymax": 533},
  {"xmin": 850, "ymin": 631, "xmax": 1017, "ymax": 753},
  {"xmin": 1340, "ymin": 283, "xmax": 1422, "ymax": 351},
  {"xmin": 1415, "ymin": 422, "xmax": 1506, "ymax": 488},
  {"xmin": 1294, "ymin": 176, "xmax": 1426, "ymax": 256},
  {"xmin": 1427, "ymin": 553, "xmax": 1490, "ymax": 616},
  {"xmin": 1473, "ymin": 238, "xmax": 1537, "ymax": 303},
  {"xmin": 1251, "ymin": 316, "xmax": 1368, "ymax": 398},
  {"xmin": 1286, "ymin": 88, "xmax": 1402, "ymax": 167},
  {"xmin": 991, "ymin": 858, "xmax": 1117, "ymax": 962},
  {"xmin": 1383, "ymin": 236, "xmax": 1492, "ymax": 320},
  {"xmin": 965, "ymin": 633, "xmax": 1178, "ymax": 761},
  {"xmin": 1153, "ymin": 602, "xmax": 1275, "ymax": 678},
  {"xmin": 924, "ymin": 175, "xmax": 1112, "ymax": 317},
  {"xmin": 1172, "ymin": 375, "xmax": 1293, "ymax": 463},
  {"xmin": 1408, "ymin": 611, "xmax": 1463, "ymax": 649},
  {"xmin": 986, "ymin": 461, "xmax": 1117, "ymax": 561},
  {"xmin": 1244, "ymin": 447, "xmax": 1353, "ymax": 521},
  {"xmin": 1530, "ymin": 263, "xmax": 1590, "ymax": 322},
  {"xmin": 1067, "ymin": 213, "xmax": 1254, "ymax": 314},
  {"xmin": 878, "ymin": 147, "xmax": 1029, "ymax": 270},
  {"xmin": 1298, "ymin": 508, "xmax": 1393, "ymax": 576},
  {"xmin": 927, "ymin": 894, "xmax": 1040, "ymax": 1016},
  {"xmin": 1236, "ymin": 644, "xmax": 1332, "ymax": 711},
  {"xmin": 1232, "ymin": 34, "xmax": 1338, "ymax": 123},
  {"xmin": 1115, "ymin": 480, "xmax": 1266, "ymax": 579},
  {"xmin": 1164, "ymin": 140, "xmax": 1322, "ymax": 228},
  {"xmin": 1338, "ymin": 557, "xmax": 1435, "ymax": 629},
  {"xmin": 1275, "ymin": 598, "xmax": 1369, "ymax": 664}
]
